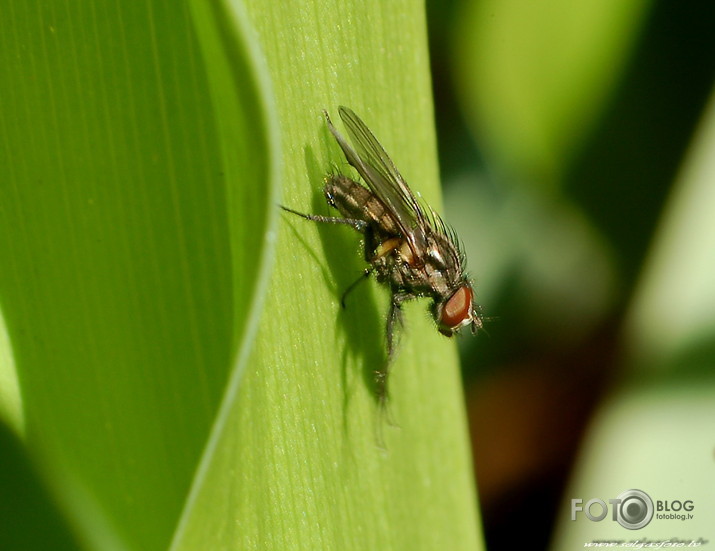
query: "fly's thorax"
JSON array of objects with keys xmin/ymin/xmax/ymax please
[
  {"xmin": 369, "ymin": 230, "xmax": 465, "ymax": 299},
  {"xmin": 422, "ymin": 233, "xmax": 464, "ymax": 293},
  {"xmin": 324, "ymin": 175, "xmax": 400, "ymax": 234}
]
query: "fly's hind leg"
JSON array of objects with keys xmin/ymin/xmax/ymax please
[
  {"xmin": 375, "ymin": 290, "xmax": 408, "ymax": 432},
  {"xmin": 279, "ymin": 205, "xmax": 368, "ymax": 233},
  {"xmin": 385, "ymin": 291, "xmax": 407, "ymax": 365}
]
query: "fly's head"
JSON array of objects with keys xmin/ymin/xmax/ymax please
[
  {"xmin": 422, "ymin": 232, "xmax": 482, "ymax": 337},
  {"xmin": 433, "ymin": 282, "xmax": 482, "ymax": 337}
]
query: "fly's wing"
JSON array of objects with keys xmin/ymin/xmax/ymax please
[{"xmin": 324, "ymin": 106, "xmax": 429, "ymax": 259}]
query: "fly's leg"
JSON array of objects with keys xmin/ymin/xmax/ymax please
[
  {"xmin": 375, "ymin": 290, "xmax": 408, "ymax": 433},
  {"xmin": 340, "ymin": 267, "xmax": 373, "ymax": 308},
  {"xmin": 280, "ymin": 205, "xmax": 368, "ymax": 233},
  {"xmin": 282, "ymin": 205, "xmax": 376, "ymax": 307},
  {"xmin": 342, "ymin": 229, "xmax": 401, "ymax": 309},
  {"xmin": 385, "ymin": 291, "xmax": 408, "ymax": 368}
]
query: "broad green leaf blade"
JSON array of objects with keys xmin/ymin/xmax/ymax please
[
  {"xmin": 187, "ymin": 0, "xmax": 280, "ymax": 355},
  {"xmin": 172, "ymin": 1, "xmax": 482, "ymax": 550},
  {"xmin": 0, "ymin": 1, "xmax": 276, "ymax": 549}
]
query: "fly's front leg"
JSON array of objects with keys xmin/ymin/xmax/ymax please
[
  {"xmin": 340, "ymin": 225, "xmax": 382, "ymax": 308},
  {"xmin": 340, "ymin": 267, "xmax": 373, "ymax": 308},
  {"xmin": 280, "ymin": 205, "xmax": 368, "ymax": 233}
]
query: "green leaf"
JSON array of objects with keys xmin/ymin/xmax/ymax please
[{"xmin": 0, "ymin": 0, "xmax": 275, "ymax": 549}]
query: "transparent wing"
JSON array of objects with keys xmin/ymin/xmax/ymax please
[{"xmin": 324, "ymin": 106, "xmax": 430, "ymax": 258}]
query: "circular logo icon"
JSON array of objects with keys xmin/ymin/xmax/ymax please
[{"xmin": 615, "ymin": 489, "xmax": 654, "ymax": 529}]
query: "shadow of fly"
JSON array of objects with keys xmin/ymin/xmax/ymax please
[{"xmin": 281, "ymin": 107, "xmax": 482, "ymax": 419}]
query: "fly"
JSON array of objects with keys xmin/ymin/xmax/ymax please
[{"xmin": 281, "ymin": 106, "xmax": 482, "ymax": 408}]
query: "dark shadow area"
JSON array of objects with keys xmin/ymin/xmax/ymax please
[
  {"xmin": 293, "ymin": 145, "xmax": 386, "ymax": 427},
  {"xmin": 633, "ymin": 335, "xmax": 715, "ymax": 384},
  {"xmin": 0, "ymin": 422, "xmax": 82, "ymax": 551}
]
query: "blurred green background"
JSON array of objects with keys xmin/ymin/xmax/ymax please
[{"xmin": 429, "ymin": 0, "xmax": 715, "ymax": 548}]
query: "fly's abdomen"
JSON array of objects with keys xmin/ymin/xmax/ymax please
[{"xmin": 324, "ymin": 175, "xmax": 400, "ymax": 234}]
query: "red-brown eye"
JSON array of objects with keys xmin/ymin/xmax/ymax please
[{"xmin": 440, "ymin": 285, "xmax": 473, "ymax": 332}]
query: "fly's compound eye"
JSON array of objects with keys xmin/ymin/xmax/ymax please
[{"xmin": 438, "ymin": 285, "xmax": 474, "ymax": 336}]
